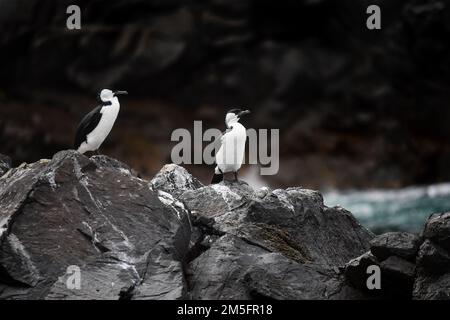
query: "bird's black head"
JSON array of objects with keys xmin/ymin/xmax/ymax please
[
  {"xmin": 225, "ymin": 108, "xmax": 251, "ymax": 127},
  {"xmin": 97, "ymin": 89, "xmax": 128, "ymax": 105},
  {"xmin": 227, "ymin": 108, "xmax": 251, "ymax": 118}
]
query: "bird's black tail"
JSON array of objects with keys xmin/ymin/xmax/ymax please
[{"xmin": 211, "ymin": 173, "xmax": 223, "ymax": 184}]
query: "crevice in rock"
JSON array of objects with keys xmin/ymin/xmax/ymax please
[
  {"xmin": 243, "ymin": 272, "xmax": 280, "ymax": 301},
  {"xmin": 0, "ymin": 264, "xmax": 32, "ymax": 288},
  {"xmin": 183, "ymin": 232, "xmax": 220, "ymax": 294},
  {"xmin": 0, "ymin": 187, "xmax": 35, "ymax": 243},
  {"xmin": 118, "ymin": 284, "xmax": 135, "ymax": 300},
  {"xmin": 247, "ymin": 288, "xmax": 278, "ymax": 301},
  {"xmin": 238, "ymin": 236, "xmax": 273, "ymax": 254},
  {"xmin": 115, "ymin": 242, "xmax": 168, "ymax": 300},
  {"xmin": 182, "ymin": 214, "xmax": 226, "ymax": 295},
  {"xmin": 184, "ymin": 215, "xmax": 225, "ymax": 264},
  {"xmin": 185, "ymin": 236, "xmax": 211, "ymax": 265},
  {"xmin": 76, "ymin": 228, "xmax": 110, "ymax": 253}
]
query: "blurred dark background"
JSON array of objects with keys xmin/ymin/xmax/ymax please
[{"xmin": 1, "ymin": 0, "xmax": 450, "ymax": 189}]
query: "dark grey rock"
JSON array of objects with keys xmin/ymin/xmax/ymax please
[
  {"xmin": 0, "ymin": 151, "xmax": 191, "ymax": 300},
  {"xmin": 0, "ymin": 158, "xmax": 372, "ymax": 300},
  {"xmin": 370, "ymin": 232, "xmax": 421, "ymax": 262},
  {"xmin": 149, "ymin": 164, "xmax": 203, "ymax": 197},
  {"xmin": 0, "ymin": 154, "xmax": 11, "ymax": 176},
  {"xmin": 416, "ymin": 240, "xmax": 450, "ymax": 274},
  {"xmin": 379, "ymin": 256, "xmax": 415, "ymax": 298},
  {"xmin": 423, "ymin": 212, "xmax": 450, "ymax": 251},
  {"xmin": 90, "ymin": 155, "xmax": 132, "ymax": 173},
  {"xmin": 413, "ymin": 272, "xmax": 450, "ymax": 300},
  {"xmin": 344, "ymin": 251, "xmax": 379, "ymax": 291},
  {"xmin": 344, "ymin": 252, "xmax": 415, "ymax": 298},
  {"xmin": 413, "ymin": 238, "xmax": 450, "ymax": 299},
  {"xmin": 169, "ymin": 171, "xmax": 373, "ymax": 300},
  {"xmin": 181, "ymin": 181, "xmax": 374, "ymax": 269},
  {"xmin": 187, "ymin": 234, "xmax": 366, "ymax": 300},
  {"xmin": 9, "ymin": 158, "xmax": 450, "ymax": 300},
  {"xmin": 148, "ymin": 164, "xmax": 375, "ymax": 300},
  {"xmin": 380, "ymin": 256, "xmax": 416, "ymax": 282},
  {"xmin": 46, "ymin": 256, "xmax": 140, "ymax": 300}
]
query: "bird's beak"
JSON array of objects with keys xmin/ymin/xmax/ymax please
[
  {"xmin": 239, "ymin": 110, "xmax": 251, "ymax": 117},
  {"xmin": 113, "ymin": 90, "xmax": 128, "ymax": 96}
]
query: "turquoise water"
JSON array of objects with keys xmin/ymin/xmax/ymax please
[{"xmin": 323, "ymin": 183, "xmax": 450, "ymax": 234}]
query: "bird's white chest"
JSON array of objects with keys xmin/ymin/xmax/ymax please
[
  {"xmin": 87, "ymin": 102, "xmax": 120, "ymax": 148},
  {"xmin": 216, "ymin": 122, "xmax": 247, "ymax": 172}
]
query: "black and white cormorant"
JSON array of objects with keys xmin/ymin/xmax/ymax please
[
  {"xmin": 74, "ymin": 89, "xmax": 127, "ymax": 154},
  {"xmin": 211, "ymin": 109, "xmax": 250, "ymax": 184}
]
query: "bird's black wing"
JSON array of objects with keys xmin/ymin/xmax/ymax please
[{"xmin": 74, "ymin": 106, "xmax": 103, "ymax": 149}]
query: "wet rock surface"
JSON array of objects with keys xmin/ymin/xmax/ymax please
[
  {"xmin": 1, "ymin": 153, "xmax": 449, "ymax": 299},
  {"xmin": 0, "ymin": 151, "xmax": 190, "ymax": 300},
  {"xmin": 149, "ymin": 164, "xmax": 203, "ymax": 197},
  {"xmin": 413, "ymin": 212, "xmax": 450, "ymax": 299},
  {"xmin": 344, "ymin": 252, "xmax": 380, "ymax": 292},
  {"xmin": 423, "ymin": 212, "xmax": 450, "ymax": 251},
  {"xmin": 370, "ymin": 232, "xmax": 421, "ymax": 262},
  {"xmin": 416, "ymin": 239, "xmax": 450, "ymax": 273},
  {"xmin": 151, "ymin": 164, "xmax": 376, "ymax": 299},
  {"xmin": 345, "ymin": 220, "xmax": 450, "ymax": 299}
]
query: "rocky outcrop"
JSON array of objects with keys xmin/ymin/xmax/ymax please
[
  {"xmin": 345, "ymin": 252, "xmax": 380, "ymax": 292},
  {"xmin": 370, "ymin": 232, "xmax": 421, "ymax": 262},
  {"xmin": 0, "ymin": 151, "xmax": 190, "ymax": 300},
  {"xmin": 175, "ymin": 180, "xmax": 373, "ymax": 299},
  {"xmin": 152, "ymin": 164, "xmax": 374, "ymax": 299},
  {"xmin": 1, "ymin": 151, "xmax": 449, "ymax": 300},
  {"xmin": 149, "ymin": 164, "xmax": 203, "ymax": 197},
  {"xmin": 422, "ymin": 212, "xmax": 450, "ymax": 251},
  {"xmin": 344, "ymin": 215, "xmax": 450, "ymax": 300},
  {"xmin": 345, "ymin": 232, "xmax": 419, "ymax": 298},
  {"xmin": 0, "ymin": 151, "xmax": 375, "ymax": 300},
  {"xmin": 413, "ymin": 213, "xmax": 450, "ymax": 300}
]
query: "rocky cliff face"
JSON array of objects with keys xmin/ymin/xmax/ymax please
[
  {"xmin": 0, "ymin": 151, "xmax": 448, "ymax": 299},
  {"xmin": 1, "ymin": 0, "xmax": 450, "ymax": 188}
]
